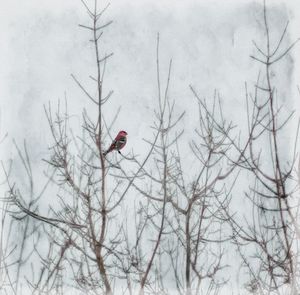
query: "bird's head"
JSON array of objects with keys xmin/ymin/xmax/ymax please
[{"xmin": 118, "ymin": 130, "xmax": 128, "ymax": 136}]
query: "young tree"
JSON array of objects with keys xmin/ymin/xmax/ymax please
[
  {"xmin": 193, "ymin": 2, "xmax": 300, "ymax": 294},
  {"xmin": 118, "ymin": 37, "xmax": 236, "ymax": 295},
  {"xmin": 4, "ymin": 1, "xmax": 136, "ymax": 294}
]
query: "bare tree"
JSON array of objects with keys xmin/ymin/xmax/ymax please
[
  {"xmin": 116, "ymin": 37, "xmax": 236, "ymax": 295},
  {"xmin": 2, "ymin": 1, "xmax": 171, "ymax": 294},
  {"xmin": 191, "ymin": 2, "xmax": 300, "ymax": 294},
  {"xmin": 4, "ymin": 1, "xmax": 130, "ymax": 294}
]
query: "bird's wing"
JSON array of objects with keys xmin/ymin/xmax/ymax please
[
  {"xmin": 115, "ymin": 136, "xmax": 126, "ymax": 149},
  {"xmin": 108, "ymin": 139, "xmax": 117, "ymax": 151},
  {"xmin": 118, "ymin": 137, "xmax": 126, "ymax": 144}
]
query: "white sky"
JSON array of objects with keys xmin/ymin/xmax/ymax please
[{"xmin": 1, "ymin": 0, "xmax": 299, "ymax": 158}]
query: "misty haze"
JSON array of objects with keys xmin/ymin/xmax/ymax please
[{"xmin": 0, "ymin": 0, "xmax": 299, "ymax": 294}]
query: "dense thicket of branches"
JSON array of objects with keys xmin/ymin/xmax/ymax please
[{"xmin": 1, "ymin": 1, "xmax": 299, "ymax": 295}]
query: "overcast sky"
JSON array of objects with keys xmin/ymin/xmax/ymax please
[{"xmin": 1, "ymin": 0, "xmax": 300, "ymax": 162}]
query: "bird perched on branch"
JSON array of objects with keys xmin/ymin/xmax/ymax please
[{"xmin": 103, "ymin": 130, "xmax": 128, "ymax": 156}]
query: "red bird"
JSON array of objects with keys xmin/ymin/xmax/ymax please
[{"xmin": 103, "ymin": 130, "xmax": 128, "ymax": 156}]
